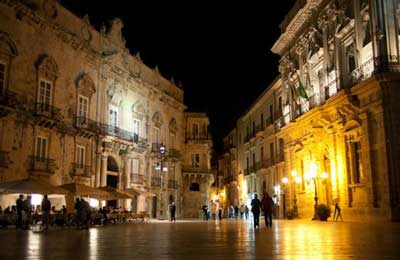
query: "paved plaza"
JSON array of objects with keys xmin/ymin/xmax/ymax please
[{"xmin": 1, "ymin": 219, "xmax": 399, "ymax": 260}]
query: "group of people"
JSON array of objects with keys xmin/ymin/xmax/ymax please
[
  {"xmin": 202, "ymin": 201, "xmax": 223, "ymax": 221},
  {"xmin": 250, "ymin": 192, "xmax": 275, "ymax": 229}
]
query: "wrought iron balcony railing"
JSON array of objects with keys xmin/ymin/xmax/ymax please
[
  {"xmin": 168, "ymin": 179, "xmax": 178, "ymax": 189},
  {"xmin": 75, "ymin": 117, "xmax": 100, "ymax": 133},
  {"xmin": 131, "ymin": 174, "xmax": 144, "ymax": 185},
  {"xmin": 71, "ymin": 163, "xmax": 91, "ymax": 178},
  {"xmin": 168, "ymin": 148, "xmax": 182, "ymax": 161},
  {"xmin": 151, "ymin": 177, "xmax": 161, "ymax": 187},
  {"xmin": 182, "ymin": 166, "xmax": 211, "ymax": 174},
  {"xmin": 28, "ymin": 156, "xmax": 55, "ymax": 174},
  {"xmin": 0, "ymin": 90, "xmax": 19, "ymax": 109},
  {"xmin": 34, "ymin": 103, "xmax": 62, "ymax": 119}
]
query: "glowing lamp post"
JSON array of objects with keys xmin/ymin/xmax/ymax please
[
  {"xmin": 306, "ymin": 163, "xmax": 328, "ymax": 220},
  {"xmin": 157, "ymin": 143, "xmax": 168, "ymax": 220},
  {"xmin": 282, "ymin": 170, "xmax": 302, "ymax": 217}
]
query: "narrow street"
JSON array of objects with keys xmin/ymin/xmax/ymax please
[{"xmin": 1, "ymin": 220, "xmax": 399, "ymax": 259}]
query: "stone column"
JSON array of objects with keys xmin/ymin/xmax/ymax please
[
  {"xmin": 100, "ymin": 154, "xmax": 108, "ymax": 187},
  {"xmin": 95, "ymin": 153, "xmax": 101, "ymax": 187},
  {"xmin": 125, "ymin": 158, "xmax": 131, "ymax": 189}
]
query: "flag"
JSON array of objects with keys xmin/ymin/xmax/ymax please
[{"xmin": 297, "ymin": 79, "xmax": 308, "ymax": 99}]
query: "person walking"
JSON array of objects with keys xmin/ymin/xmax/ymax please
[
  {"xmin": 23, "ymin": 195, "xmax": 32, "ymax": 229},
  {"xmin": 240, "ymin": 204, "xmax": 245, "ymax": 219},
  {"xmin": 261, "ymin": 192, "xmax": 274, "ymax": 228},
  {"xmin": 334, "ymin": 201, "xmax": 343, "ymax": 222},
  {"xmin": 244, "ymin": 205, "xmax": 249, "ymax": 220},
  {"xmin": 234, "ymin": 205, "xmax": 239, "ymax": 219},
  {"xmin": 74, "ymin": 198, "xmax": 81, "ymax": 228},
  {"xmin": 41, "ymin": 194, "xmax": 51, "ymax": 230},
  {"xmin": 170, "ymin": 202, "xmax": 176, "ymax": 222},
  {"xmin": 202, "ymin": 205, "xmax": 209, "ymax": 221},
  {"xmin": 16, "ymin": 194, "xmax": 24, "ymax": 229},
  {"xmin": 251, "ymin": 194, "xmax": 262, "ymax": 229},
  {"xmin": 218, "ymin": 206, "xmax": 222, "ymax": 220}
]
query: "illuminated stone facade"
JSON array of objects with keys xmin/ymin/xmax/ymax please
[
  {"xmin": 181, "ymin": 113, "xmax": 213, "ymax": 218},
  {"xmin": 0, "ymin": 0, "xmax": 186, "ymax": 218},
  {"xmin": 222, "ymin": 0, "xmax": 400, "ymax": 222}
]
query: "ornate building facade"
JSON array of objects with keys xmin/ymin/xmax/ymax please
[
  {"xmin": 221, "ymin": 0, "xmax": 400, "ymax": 222},
  {"xmin": 181, "ymin": 113, "xmax": 213, "ymax": 218},
  {"xmin": 0, "ymin": 0, "xmax": 186, "ymax": 217}
]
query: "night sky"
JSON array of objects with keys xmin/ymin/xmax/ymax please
[{"xmin": 61, "ymin": 1, "xmax": 296, "ymax": 152}]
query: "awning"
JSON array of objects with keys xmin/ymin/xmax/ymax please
[
  {"xmin": 125, "ymin": 188, "xmax": 156, "ymax": 197},
  {"xmin": 99, "ymin": 186, "xmax": 135, "ymax": 200},
  {"xmin": 0, "ymin": 178, "xmax": 69, "ymax": 195},
  {"xmin": 58, "ymin": 183, "xmax": 111, "ymax": 200}
]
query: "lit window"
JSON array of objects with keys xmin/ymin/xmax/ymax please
[
  {"xmin": 76, "ymin": 145, "xmax": 85, "ymax": 167},
  {"xmin": 109, "ymin": 105, "xmax": 118, "ymax": 127},
  {"xmin": 38, "ymin": 79, "xmax": 52, "ymax": 111}
]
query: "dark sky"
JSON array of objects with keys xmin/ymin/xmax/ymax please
[{"xmin": 60, "ymin": 1, "xmax": 295, "ymax": 152}]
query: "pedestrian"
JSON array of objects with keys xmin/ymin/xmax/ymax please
[
  {"xmin": 170, "ymin": 202, "xmax": 176, "ymax": 222},
  {"xmin": 218, "ymin": 207, "xmax": 222, "ymax": 220},
  {"xmin": 334, "ymin": 201, "xmax": 343, "ymax": 222},
  {"xmin": 251, "ymin": 194, "xmax": 262, "ymax": 229},
  {"xmin": 230, "ymin": 205, "xmax": 234, "ymax": 219},
  {"xmin": 23, "ymin": 195, "xmax": 32, "ymax": 229},
  {"xmin": 74, "ymin": 198, "xmax": 81, "ymax": 228},
  {"xmin": 244, "ymin": 205, "xmax": 249, "ymax": 220},
  {"xmin": 80, "ymin": 198, "xmax": 90, "ymax": 229},
  {"xmin": 16, "ymin": 194, "xmax": 24, "ymax": 229},
  {"xmin": 210, "ymin": 202, "xmax": 216, "ymax": 220},
  {"xmin": 261, "ymin": 192, "xmax": 274, "ymax": 228},
  {"xmin": 234, "ymin": 205, "xmax": 239, "ymax": 219},
  {"xmin": 240, "ymin": 204, "xmax": 244, "ymax": 219},
  {"xmin": 41, "ymin": 194, "xmax": 51, "ymax": 230},
  {"xmin": 202, "ymin": 205, "xmax": 209, "ymax": 221}
]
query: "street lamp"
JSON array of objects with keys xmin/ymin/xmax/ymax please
[
  {"xmin": 282, "ymin": 170, "xmax": 302, "ymax": 217},
  {"xmin": 157, "ymin": 143, "xmax": 168, "ymax": 220},
  {"xmin": 305, "ymin": 163, "xmax": 328, "ymax": 220}
]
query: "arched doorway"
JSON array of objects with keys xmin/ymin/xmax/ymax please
[{"xmin": 107, "ymin": 156, "xmax": 119, "ymax": 208}]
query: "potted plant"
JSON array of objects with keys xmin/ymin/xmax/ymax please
[{"xmin": 316, "ymin": 204, "xmax": 331, "ymax": 221}]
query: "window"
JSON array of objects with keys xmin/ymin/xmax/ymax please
[
  {"xmin": 0, "ymin": 62, "xmax": 5, "ymax": 94},
  {"xmin": 153, "ymin": 127, "xmax": 159, "ymax": 144},
  {"xmin": 77, "ymin": 95, "xmax": 89, "ymax": 125},
  {"xmin": 270, "ymin": 105, "xmax": 273, "ymax": 121},
  {"xmin": 252, "ymin": 121, "xmax": 255, "ymax": 136},
  {"xmin": 246, "ymin": 157, "xmax": 249, "ymax": 173},
  {"xmin": 192, "ymin": 123, "xmax": 199, "ymax": 139},
  {"xmin": 169, "ymin": 133, "xmax": 175, "ymax": 149},
  {"xmin": 131, "ymin": 159, "xmax": 139, "ymax": 176},
  {"xmin": 35, "ymin": 136, "xmax": 48, "ymax": 161},
  {"xmin": 109, "ymin": 105, "xmax": 118, "ymax": 127},
  {"xmin": 190, "ymin": 182, "xmax": 200, "ymax": 191},
  {"xmin": 133, "ymin": 119, "xmax": 140, "ymax": 142},
  {"xmin": 252, "ymin": 153, "xmax": 256, "ymax": 168},
  {"xmin": 191, "ymin": 154, "xmax": 200, "ymax": 168},
  {"xmin": 352, "ymin": 141, "xmax": 361, "ymax": 183},
  {"xmin": 76, "ymin": 145, "xmax": 85, "ymax": 167},
  {"xmin": 270, "ymin": 142, "xmax": 274, "ymax": 162},
  {"xmin": 38, "ymin": 79, "xmax": 52, "ymax": 111}
]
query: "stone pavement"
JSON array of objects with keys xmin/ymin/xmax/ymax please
[{"xmin": 0, "ymin": 219, "xmax": 399, "ymax": 260}]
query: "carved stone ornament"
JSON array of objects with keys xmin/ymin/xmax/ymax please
[
  {"xmin": 152, "ymin": 112, "xmax": 163, "ymax": 127},
  {"xmin": 35, "ymin": 54, "xmax": 59, "ymax": 80},
  {"xmin": 106, "ymin": 18, "xmax": 125, "ymax": 47},
  {"xmin": 107, "ymin": 80, "xmax": 125, "ymax": 105},
  {"xmin": 76, "ymin": 73, "xmax": 96, "ymax": 98},
  {"xmin": 131, "ymin": 101, "xmax": 146, "ymax": 119},
  {"xmin": 0, "ymin": 31, "xmax": 18, "ymax": 56},
  {"xmin": 42, "ymin": 0, "xmax": 58, "ymax": 19},
  {"xmin": 169, "ymin": 118, "xmax": 177, "ymax": 133}
]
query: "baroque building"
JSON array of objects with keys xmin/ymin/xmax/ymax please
[
  {"xmin": 181, "ymin": 113, "xmax": 214, "ymax": 218},
  {"xmin": 0, "ymin": 0, "xmax": 188, "ymax": 218},
  {"xmin": 221, "ymin": 0, "xmax": 400, "ymax": 222}
]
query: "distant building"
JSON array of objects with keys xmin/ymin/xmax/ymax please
[
  {"xmin": 181, "ymin": 113, "xmax": 213, "ymax": 218},
  {"xmin": 221, "ymin": 0, "xmax": 400, "ymax": 222}
]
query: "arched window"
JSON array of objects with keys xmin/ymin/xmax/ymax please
[
  {"xmin": 190, "ymin": 182, "xmax": 200, "ymax": 191},
  {"xmin": 35, "ymin": 55, "xmax": 59, "ymax": 112},
  {"xmin": 0, "ymin": 31, "xmax": 18, "ymax": 95}
]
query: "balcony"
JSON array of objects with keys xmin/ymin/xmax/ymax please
[
  {"xmin": 182, "ymin": 166, "xmax": 211, "ymax": 174},
  {"xmin": 262, "ymin": 158, "xmax": 273, "ymax": 168},
  {"xmin": 168, "ymin": 179, "xmax": 178, "ymax": 189},
  {"xmin": 350, "ymin": 57, "xmax": 374, "ymax": 86},
  {"xmin": 131, "ymin": 174, "xmax": 144, "ymax": 185},
  {"xmin": 276, "ymin": 153, "xmax": 285, "ymax": 163},
  {"xmin": 185, "ymin": 134, "xmax": 212, "ymax": 144},
  {"xmin": 28, "ymin": 156, "xmax": 55, "ymax": 175},
  {"xmin": 265, "ymin": 117, "xmax": 273, "ymax": 127},
  {"xmin": 33, "ymin": 103, "xmax": 62, "ymax": 128},
  {"xmin": 0, "ymin": 151, "xmax": 11, "ymax": 168},
  {"xmin": 71, "ymin": 163, "xmax": 91, "ymax": 178},
  {"xmin": 243, "ymin": 166, "xmax": 255, "ymax": 176},
  {"xmin": 167, "ymin": 148, "xmax": 182, "ymax": 162},
  {"xmin": 99, "ymin": 124, "xmax": 135, "ymax": 143},
  {"xmin": 0, "ymin": 90, "xmax": 18, "ymax": 117},
  {"xmin": 75, "ymin": 117, "xmax": 100, "ymax": 138},
  {"xmin": 151, "ymin": 176, "xmax": 161, "ymax": 187},
  {"xmin": 273, "ymin": 109, "xmax": 283, "ymax": 122},
  {"xmin": 255, "ymin": 124, "xmax": 263, "ymax": 135}
]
